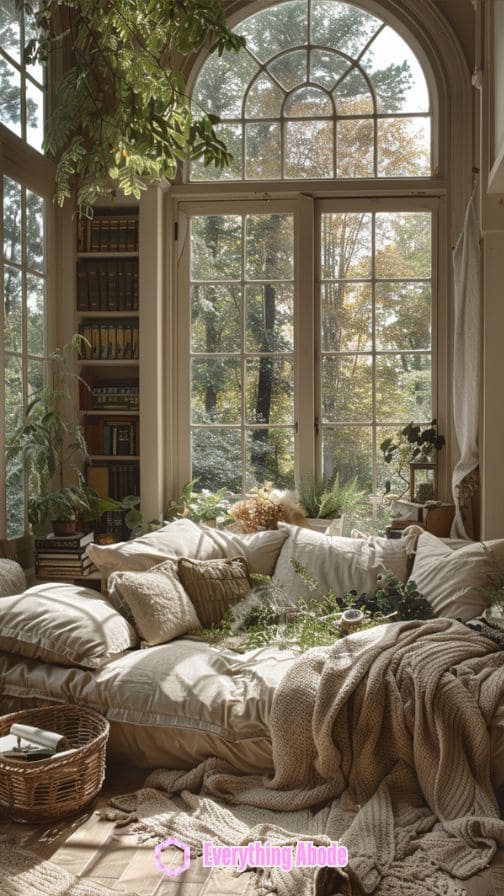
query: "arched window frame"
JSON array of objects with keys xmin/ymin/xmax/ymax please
[{"xmin": 159, "ymin": 0, "xmax": 472, "ymax": 511}]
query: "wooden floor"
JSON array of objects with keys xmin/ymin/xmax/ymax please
[{"xmin": 0, "ymin": 763, "xmax": 503, "ymax": 896}]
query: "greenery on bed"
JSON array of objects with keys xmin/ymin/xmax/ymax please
[{"xmin": 189, "ymin": 563, "xmax": 434, "ymax": 653}]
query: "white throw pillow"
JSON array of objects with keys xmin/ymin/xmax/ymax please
[
  {"xmin": 108, "ymin": 559, "xmax": 201, "ymax": 647},
  {"xmin": 201, "ymin": 526, "xmax": 288, "ymax": 576},
  {"xmin": 408, "ymin": 531, "xmax": 504, "ymax": 621},
  {"xmin": 272, "ymin": 523, "xmax": 410, "ymax": 605},
  {"xmin": 0, "ymin": 583, "xmax": 138, "ymax": 668},
  {"xmin": 87, "ymin": 518, "xmax": 223, "ymax": 577}
]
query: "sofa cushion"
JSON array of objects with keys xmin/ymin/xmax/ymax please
[
  {"xmin": 87, "ymin": 518, "xmax": 222, "ymax": 577},
  {"xmin": 201, "ymin": 526, "xmax": 288, "ymax": 576},
  {"xmin": 178, "ymin": 556, "xmax": 251, "ymax": 628},
  {"xmin": 272, "ymin": 523, "xmax": 410, "ymax": 605},
  {"xmin": 0, "ymin": 583, "xmax": 138, "ymax": 668},
  {"xmin": 107, "ymin": 559, "xmax": 201, "ymax": 647},
  {"xmin": 0, "ymin": 559, "xmax": 26, "ymax": 597},
  {"xmin": 407, "ymin": 530, "xmax": 504, "ymax": 621},
  {"xmin": 87, "ymin": 518, "xmax": 288, "ymax": 579}
]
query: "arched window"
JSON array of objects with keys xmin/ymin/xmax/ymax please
[
  {"xmin": 191, "ymin": 0, "xmax": 431, "ymax": 181},
  {"xmin": 173, "ymin": 0, "xmax": 451, "ymax": 519}
]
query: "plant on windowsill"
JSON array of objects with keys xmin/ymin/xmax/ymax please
[
  {"xmin": 295, "ymin": 473, "xmax": 367, "ymax": 534},
  {"xmin": 379, "ymin": 419, "xmax": 445, "ymax": 501}
]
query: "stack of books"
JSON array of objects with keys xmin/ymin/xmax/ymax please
[{"xmin": 35, "ymin": 531, "xmax": 96, "ymax": 578}]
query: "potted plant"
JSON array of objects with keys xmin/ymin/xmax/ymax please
[
  {"xmin": 6, "ymin": 335, "xmax": 129, "ymax": 537},
  {"xmin": 295, "ymin": 473, "xmax": 366, "ymax": 534},
  {"xmin": 379, "ymin": 419, "xmax": 445, "ymax": 501}
]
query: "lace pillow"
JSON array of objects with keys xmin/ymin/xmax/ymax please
[{"xmin": 178, "ymin": 556, "xmax": 251, "ymax": 628}]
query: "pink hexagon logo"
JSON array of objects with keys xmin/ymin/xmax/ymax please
[{"xmin": 154, "ymin": 837, "xmax": 191, "ymax": 877}]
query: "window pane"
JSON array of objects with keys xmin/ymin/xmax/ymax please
[
  {"xmin": 245, "ymin": 428, "xmax": 294, "ymax": 488},
  {"xmin": 285, "ymin": 120, "xmax": 333, "ymax": 178},
  {"xmin": 375, "ymin": 282, "xmax": 431, "ymax": 351},
  {"xmin": 310, "ymin": 49, "xmax": 349, "ymax": 91},
  {"xmin": 245, "ymin": 123, "xmax": 281, "ymax": 179},
  {"xmin": 321, "ymin": 283, "xmax": 372, "ymax": 352},
  {"xmin": 375, "ymin": 353, "xmax": 431, "ymax": 421},
  {"xmin": 24, "ymin": 13, "xmax": 44, "ymax": 83},
  {"xmin": 377, "ymin": 118, "xmax": 431, "ymax": 177},
  {"xmin": 269, "ymin": 49, "xmax": 308, "ymax": 91},
  {"xmin": 322, "ymin": 426, "xmax": 373, "ymax": 491},
  {"xmin": 5, "ymin": 354, "xmax": 25, "ymax": 539},
  {"xmin": 191, "ymin": 358, "xmax": 241, "ymax": 423},
  {"xmin": 376, "ymin": 424, "xmax": 412, "ymax": 496},
  {"xmin": 311, "ymin": 1, "xmax": 382, "ymax": 56},
  {"xmin": 0, "ymin": 57, "xmax": 21, "ymax": 136},
  {"xmin": 0, "ymin": 1, "xmax": 20, "ymax": 63},
  {"xmin": 246, "ymin": 214, "xmax": 293, "ymax": 280},
  {"xmin": 191, "ymin": 284, "xmax": 241, "ymax": 353},
  {"xmin": 361, "ymin": 27, "xmax": 430, "ymax": 113},
  {"xmin": 26, "ymin": 190, "xmax": 45, "ymax": 271},
  {"xmin": 191, "ymin": 215, "xmax": 242, "ymax": 281},
  {"xmin": 337, "ymin": 119, "xmax": 374, "ymax": 177},
  {"xmin": 236, "ymin": 1, "xmax": 308, "ymax": 61},
  {"xmin": 375, "ymin": 212, "xmax": 432, "ymax": 278},
  {"xmin": 334, "ymin": 69, "xmax": 373, "ymax": 115},
  {"xmin": 192, "ymin": 428, "xmax": 242, "ymax": 492},
  {"xmin": 26, "ymin": 80, "xmax": 44, "ymax": 152},
  {"xmin": 246, "ymin": 284, "xmax": 293, "ymax": 352},
  {"xmin": 27, "ymin": 274, "xmax": 46, "ymax": 355},
  {"xmin": 245, "ymin": 74, "xmax": 283, "ymax": 119},
  {"xmin": 322, "ymin": 355, "xmax": 372, "ymax": 421},
  {"xmin": 285, "ymin": 86, "xmax": 332, "ymax": 118},
  {"xmin": 246, "ymin": 358, "xmax": 294, "ymax": 424},
  {"xmin": 191, "ymin": 124, "xmax": 243, "ymax": 181},
  {"xmin": 3, "ymin": 265, "xmax": 23, "ymax": 352},
  {"xmin": 192, "ymin": 49, "xmax": 257, "ymax": 119},
  {"xmin": 320, "ymin": 212, "xmax": 372, "ymax": 280},
  {"xmin": 3, "ymin": 176, "xmax": 22, "ymax": 262}
]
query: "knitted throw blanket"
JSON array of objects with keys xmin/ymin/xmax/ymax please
[{"xmin": 108, "ymin": 618, "xmax": 504, "ymax": 895}]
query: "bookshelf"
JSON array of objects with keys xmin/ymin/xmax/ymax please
[{"xmin": 76, "ymin": 206, "xmax": 141, "ymax": 541}]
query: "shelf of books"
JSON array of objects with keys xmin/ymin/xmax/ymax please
[{"xmin": 76, "ymin": 205, "xmax": 141, "ymax": 543}]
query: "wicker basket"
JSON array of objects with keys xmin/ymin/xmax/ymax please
[{"xmin": 0, "ymin": 704, "xmax": 109, "ymax": 823}]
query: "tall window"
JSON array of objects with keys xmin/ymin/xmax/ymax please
[
  {"xmin": 176, "ymin": 0, "xmax": 437, "ymax": 501},
  {"xmin": 2, "ymin": 176, "xmax": 47, "ymax": 538},
  {"xmin": 0, "ymin": 1, "xmax": 45, "ymax": 152},
  {"xmin": 1, "ymin": 3, "xmax": 48, "ymax": 540}
]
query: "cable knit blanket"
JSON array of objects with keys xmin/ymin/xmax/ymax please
[{"xmin": 108, "ymin": 618, "xmax": 504, "ymax": 895}]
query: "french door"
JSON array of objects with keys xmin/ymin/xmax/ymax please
[{"xmin": 176, "ymin": 196, "xmax": 437, "ymax": 498}]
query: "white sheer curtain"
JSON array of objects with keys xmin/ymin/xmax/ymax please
[{"xmin": 451, "ymin": 184, "xmax": 481, "ymax": 539}]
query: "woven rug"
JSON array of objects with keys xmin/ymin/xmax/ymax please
[{"xmin": 0, "ymin": 841, "xmax": 132, "ymax": 896}]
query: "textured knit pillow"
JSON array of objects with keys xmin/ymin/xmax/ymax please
[
  {"xmin": 178, "ymin": 556, "xmax": 251, "ymax": 628},
  {"xmin": 408, "ymin": 531, "xmax": 504, "ymax": 621},
  {"xmin": 107, "ymin": 559, "xmax": 201, "ymax": 646}
]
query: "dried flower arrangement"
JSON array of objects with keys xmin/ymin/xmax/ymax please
[{"xmin": 229, "ymin": 483, "xmax": 307, "ymax": 532}]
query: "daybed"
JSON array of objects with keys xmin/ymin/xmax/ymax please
[
  {"xmin": 1, "ymin": 520, "xmax": 504, "ymax": 893},
  {"xmin": 0, "ymin": 520, "xmax": 503, "ymax": 786}
]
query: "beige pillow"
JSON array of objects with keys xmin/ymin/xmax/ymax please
[
  {"xmin": 87, "ymin": 518, "xmax": 224, "ymax": 577},
  {"xmin": 178, "ymin": 557, "xmax": 251, "ymax": 628},
  {"xmin": 200, "ymin": 526, "xmax": 288, "ymax": 576},
  {"xmin": 107, "ymin": 559, "xmax": 201, "ymax": 647},
  {"xmin": 273, "ymin": 523, "xmax": 410, "ymax": 605},
  {"xmin": 0, "ymin": 583, "xmax": 138, "ymax": 668},
  {"xmin": 408, "ymin": 531, "xmax": 504, "ymax": 621}
]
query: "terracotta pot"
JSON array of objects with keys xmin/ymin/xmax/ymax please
[{"xmin": 52, "ymin": 519, "xmax": 77, "ymax": 537}]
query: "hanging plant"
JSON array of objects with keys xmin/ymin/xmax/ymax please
[{"xmin": 18, "ymin": 0, "xmax": 245, "ymax": 212}]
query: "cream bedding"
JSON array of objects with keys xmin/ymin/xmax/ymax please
[{"xmin": 0, "ymin": 640, "xmax": 297, "ymax": 771}]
